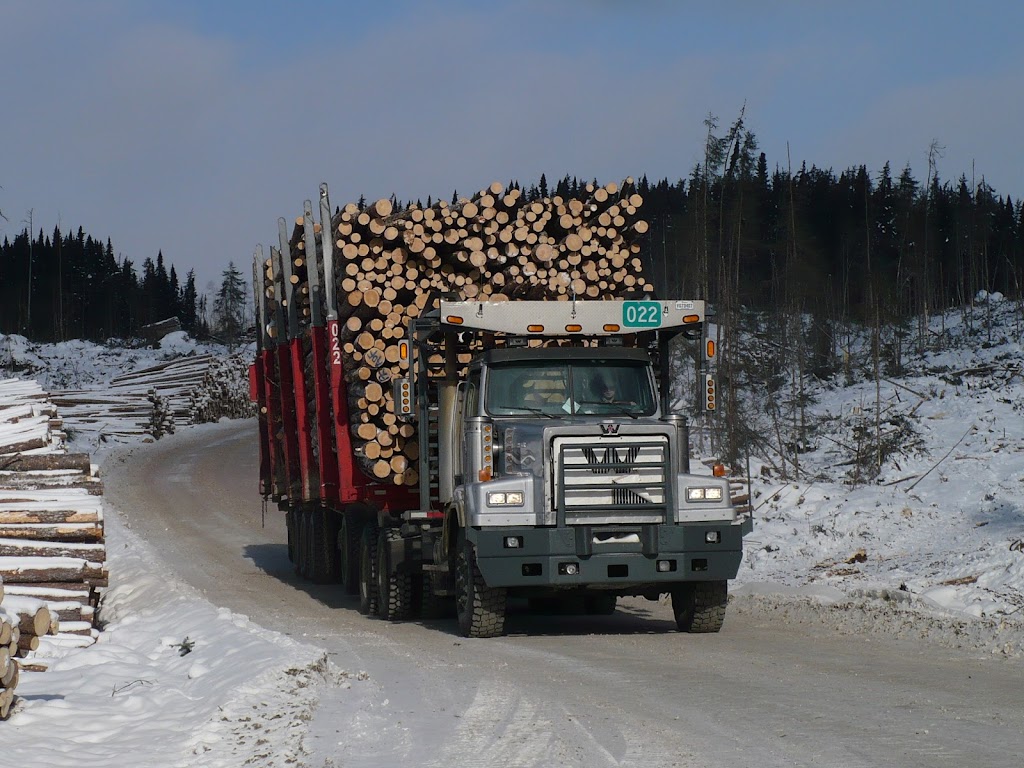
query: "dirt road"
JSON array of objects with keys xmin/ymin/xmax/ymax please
[{"xmin": 103, "ymin": 419, "xmax": 1024, "ymax": 768}]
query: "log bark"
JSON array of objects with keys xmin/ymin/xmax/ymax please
[
  {"xmin": 0, "ymin": 510, "xmax": 101, "ymax": 525},
  {"xmin": 0, "ymin": 540, "xmax": 106, "ymax": 560},
  {"xmin": 0, "ymin": 453, "xmax": 91, "ymax": 472}
]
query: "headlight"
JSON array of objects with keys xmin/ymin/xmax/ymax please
[
  {"xmin": 487, "ymin": 491, "xmax": 525, "ymax": 506},
  {"xmin": 686, "ymin": 486, "xmax": 724, "ymax": 502}
]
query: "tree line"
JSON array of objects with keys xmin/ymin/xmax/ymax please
[
  {"xmin": 604, "ymin": 111, "xmax": 1024, "ymax": 468},
  {"xmin": 4, "ymin": 116, "xmax": 1021, "ymax": 355},
  {"xmin": 0, "ymin": 226, "xmax": 205, "ymax": 342}
]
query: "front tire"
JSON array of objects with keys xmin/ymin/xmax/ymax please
[
  {"xmin": 671, "ymin": 581, "xmax": 727, "ymax": 633},
  {"xmin": 358, "ymin": 520, "xmax": 380, "ymax": 615},
  {"xmin": 455, "ymin": 536, "xmax": 506, "ymax": 638}
]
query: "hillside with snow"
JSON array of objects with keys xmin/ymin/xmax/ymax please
[{"xmin": 728, "ymin": 294, "xmax": 1023, "ymax": 655}]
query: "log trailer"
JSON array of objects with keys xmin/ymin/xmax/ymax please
[{"xmin": 251, "ymin": 185, "xmax": 752, "ymax": 638}]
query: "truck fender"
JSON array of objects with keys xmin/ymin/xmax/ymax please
[{"xmin": 441, "ymin": 501, "xmax": 465, "ymax": 562}]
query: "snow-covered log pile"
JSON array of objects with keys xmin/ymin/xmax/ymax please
[
  {"xmin": 0, "ymin": 377, "xmax": 104, "ymax": 672},
  {"xmin": 188, "ymin": 354, "xmax": 258, "ymax": 424},
  {"xmin": 51, "ymin": 354, "xmax": 216, "ymax": 441},
  {"xmin": 0, "ymin": 378, "xmax": 64, "ymax": 454},
  {"xmin": 0, "ymin": 582, "xmax": 65, "ymax": 718},
  {"xmin": 0, "ymin": 577, "xmax": 21, "ymax": 719}
]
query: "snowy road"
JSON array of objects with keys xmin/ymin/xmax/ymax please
[{"xmin": 103, "ymin": 419, "xmax": 1024, "ymax": 768}]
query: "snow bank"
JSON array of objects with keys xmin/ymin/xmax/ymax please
[
  {"xmin": 731, "ymin": 301, "xmax": 1024, "ymax": 653},
  {"xmin": 3, "ymin": 510, "xmax": 328, "ymax": 767}
]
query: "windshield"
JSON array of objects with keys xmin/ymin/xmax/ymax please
[{"xmin": 485, "ymin": 360, "xmax": 656, "ymax": 416}]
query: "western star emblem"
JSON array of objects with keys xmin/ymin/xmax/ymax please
[{"xmin": 600, "ymin": 423, "xmax": 619, "ymax": 436}]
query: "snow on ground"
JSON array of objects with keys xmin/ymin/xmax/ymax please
[
  {"xmin": 0, "ymin": 331, "xmax": 237, "ymax": 392},
  {"xmin": 4, "ymin": 484, "xmax": 340, "ymax": 767},
  {"xmin": 730, "ymin": 296, "xmax": 1024, "ymax": 656},
  {"xmin": 1, "ymin": 306, "xmax": 1023, "ymax": 762}
]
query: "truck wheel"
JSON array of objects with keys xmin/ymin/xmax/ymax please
[
  {"xmin": 338, "ymin": 516, "xmax": 362, "ymax": 595},
  {"xmin": 309, "ymin": 508, "xmax": 340, "ymax": 584},
  {"xmin": 358, "ymin": 521, "xmax": 380, "ymax": 616},
  {"xmin": 671, "ymin": 581, "xmax": 727, "ymax": 633},
  {"xmin": 295, "ymin": 508, "xmax": 310, "ymax": 579},
  {"xmin": 376, "ymin": 528, "xmax": 413, "ymax": 621},
  {"xmin": 416, "ymin": 573, "xmax": 454, "ymax": 620},
  {"xmin": 285, "ymin": 510, "xmax": 296, "ymax": 564},
  {"xmin": 584, "ymin": 594, "xmax": 618, "ymax": 615},
  {"xmin": 455, "ymin": 537, "xmax": 506, "ymax": 638}
]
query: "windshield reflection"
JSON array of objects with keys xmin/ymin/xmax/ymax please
[{"xmin": 486, "ymin": 360, "xmax": 655, "ymax": 416}]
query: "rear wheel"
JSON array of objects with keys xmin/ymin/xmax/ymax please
[
  {"xmin": 671, "ymin": 581, "xmax": 727, "ymax": 633},
  {"xmin": 308, "ymin": 508, "xmax": 340, "ymax": 584},
  {"xmin": 358, "ymin": 521, "xmax": 380, "ymax": 616},
  {"xmin": 338, "ymin": 516, "xmax": 362, "ymax": 594},
  {"xmin": 285, "ymin": 510, "xmax": 297, "ymax": 564},
  {"xmin": 377, "ymin": 528, "xmax": 413, "ymax": 621},
  {"xmin": 416, "ymin": 572, "xmax": 453, "ymax": 620},
  {"xmin": 455, "ymin": 535, "xmax": 506, "ymax": 638},
  {"xmin": 295, "ymin": 508, "xmax": 310, "ymax": 579}
]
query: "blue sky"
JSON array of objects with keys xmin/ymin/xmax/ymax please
[{"xmin": 2, "ymin": 1, "xmax": 1022, "ymax": 294}]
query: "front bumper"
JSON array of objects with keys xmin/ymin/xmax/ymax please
[{"xmin": 467, "ymin": 522, "xmax": 743, "ymax": 588}]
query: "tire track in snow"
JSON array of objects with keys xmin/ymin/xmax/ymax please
[{"xmin": 426, "ymin": 678, "xmax": 705, "ymax": 768}]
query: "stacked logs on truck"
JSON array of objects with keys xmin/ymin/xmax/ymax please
[
  {"xmin": 1, "ymin": 378, "xmax": 106, "ymax": 658},
  {"xmin": 262, "ymin": 179, "xmax": 654, "ymax": 486}
]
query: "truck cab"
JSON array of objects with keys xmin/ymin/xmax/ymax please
[{"xmin": 400, "ymin": 299, "xmax": 751, "ymax": 637}]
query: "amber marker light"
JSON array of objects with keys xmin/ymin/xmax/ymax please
[
  {"xmin": 446, "ymin": 315, "xmax": 464, "ymax": 324},
  {"xmin": 603, "ymin": 324, "xmax": 620, "ymax": 332},
  {"xmin": 683, "ymin": 314, "xmax": 701, "ymax": 324},
  {"xmin": 565, "ymin": 324, "xmax": 582, "ymax": 332},
  {"xmin": 527, "ymin": 324, "xmax": 545, "ymax": 333}
]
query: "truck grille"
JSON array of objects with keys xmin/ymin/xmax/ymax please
[{"xmin": 554, "ymin": 436, "xmax": 669, "ymax": 525}]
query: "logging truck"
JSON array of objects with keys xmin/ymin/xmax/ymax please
[{"xmin": 251, "ymin": 181, "xmax": 751, "ymax": 637}]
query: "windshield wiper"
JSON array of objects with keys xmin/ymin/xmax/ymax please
[
  {"xmin": 503, "ymin": 405, "xmax": 556, "ymax": 419},
  {"xmin": 575, "ymin": 400, "xmax": 640, "ymax": 419}
]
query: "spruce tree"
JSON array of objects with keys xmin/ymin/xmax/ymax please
[{"xmin": 213, "ymin": 261, "xmax": 247, "ymax": 345}]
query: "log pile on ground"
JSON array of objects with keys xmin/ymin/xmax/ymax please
[
  {"xmin": 145, "ymin": 388, "xmax": 176, "ymax": 439},
  {"xmin": 263, "ymin": 179, "xmax": 654, "ymax": 486},
  {"xmin": 188, "ymin": 354, "xmax": 259, "ymax": 423},
  {"xmin": 1, "ymin": 577, "xmax": 21, "ymax": 719},
  {"xmin": 51, "ymin": 355, "xmax": 216, "ymax": 441},
  {"xmin": 0, "ymin": 581, "xmax": 66, "ymax": 718},
  {"xmin": 0, "ymin": 377, "xmax": 105, "ymax": 683}
]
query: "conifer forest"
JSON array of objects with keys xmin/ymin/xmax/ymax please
[{"xmin": 2, "ymin": 116, "xmax": 1021, "ymax": 349}]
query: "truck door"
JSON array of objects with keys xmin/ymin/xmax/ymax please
[{"xmin": 456, "ymin": 371, "xmax": 481, "ymax": 486}]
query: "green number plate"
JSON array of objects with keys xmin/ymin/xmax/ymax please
[{"xmin": 622, "ymin": 301, "xmax": 661, "ymax": 328}]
